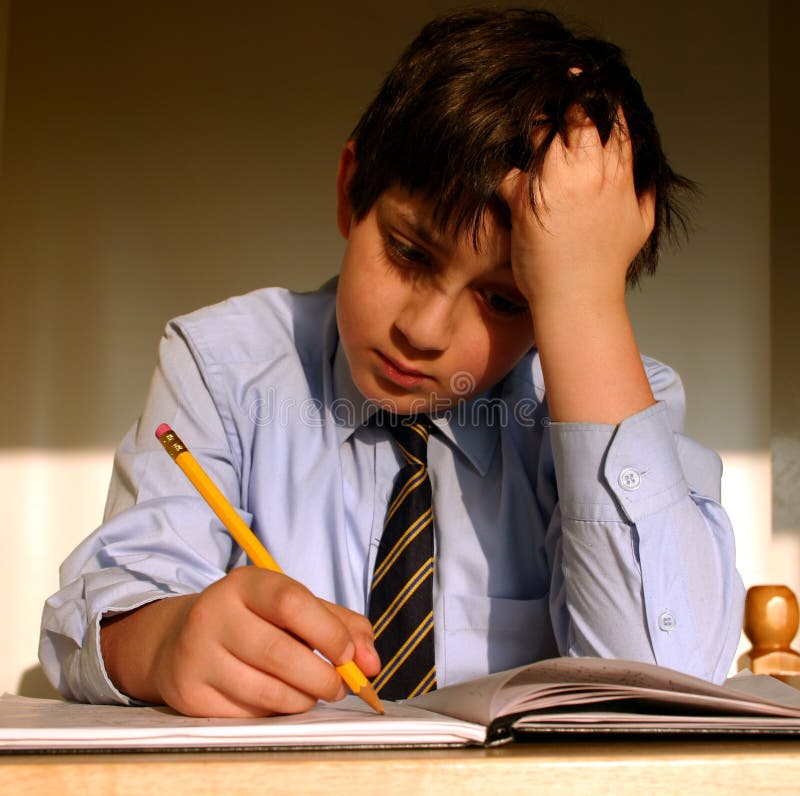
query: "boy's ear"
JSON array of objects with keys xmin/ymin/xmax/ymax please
[{"xmin": 336, "ymin": 140, "xmax": 357, "ymax": 239}]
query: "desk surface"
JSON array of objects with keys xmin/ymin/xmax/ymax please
[{"xmin": 4, "ymin": 738, "xmax": 800, "ymax": 795}]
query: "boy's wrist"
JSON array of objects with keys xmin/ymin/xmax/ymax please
[
  {"xmin": 527, "ymin": 287, "xmax": 628, "ymax": 332},
  {"xmin": 100, "ymin": 594, "xmax": 195, "ymax": 705},
  {"xmin": 532, "ymin": 299, "xmax": 654, "ymax": 424},
  {"xmin": 520, "ymin": 258, "xmax": 629, "ymax": 316}
]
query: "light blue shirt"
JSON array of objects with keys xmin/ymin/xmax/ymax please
[{"xmin": 40, "ymin": 282, "xmax": 744, "ymax": 704}]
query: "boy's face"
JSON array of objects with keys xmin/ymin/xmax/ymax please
[{"xmin": 336, "ymin": 147, "xmax": 535, "ymax": 416}]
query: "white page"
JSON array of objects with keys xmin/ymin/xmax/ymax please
[{"xmin": 0, "ymin": 694, "xmax": 487, "ymax": 751}]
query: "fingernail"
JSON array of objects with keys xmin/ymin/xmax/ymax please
[{"xmin": 366, "ymin": 639, "xmax": 380, "ymax": 665}]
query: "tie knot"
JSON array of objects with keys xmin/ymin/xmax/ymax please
[{"xmin": 384, "ymin": 416, "xmax": 430, "ymax": 468}]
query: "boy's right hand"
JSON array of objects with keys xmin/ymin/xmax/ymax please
[{"xmin": 101, "ymin": 567, "xmax": 380, "ymax": 717}]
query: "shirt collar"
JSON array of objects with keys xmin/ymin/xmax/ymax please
[
  {"xmin": 331, "ymin": 343, "xmax": 500, "ymax": 477},
  {"xmin": 331, "ymin": 343, "xmax": 380, "ymax": 443}
]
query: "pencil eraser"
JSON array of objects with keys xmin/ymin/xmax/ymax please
[{"xmin": 155, "ymin": 423, "xmax": 172, "ymax": 439}]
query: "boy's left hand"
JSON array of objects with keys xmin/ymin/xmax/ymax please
[
  {"xmin": 500, "ymin": 108, "xmax": 655, "ymax": 311},
  {"xmin": 498, "ymin": 107, "xmax": 657, "ymax": 424}
]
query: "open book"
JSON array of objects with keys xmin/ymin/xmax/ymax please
[{"xmin": 4, "ymin": 657, "xmax": 800, "ymax": 752}]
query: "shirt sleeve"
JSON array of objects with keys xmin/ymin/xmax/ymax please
[
  {"xmin": 545, "ymin": 358, "xmax": 745, "ymax": 684},
  {"xmin": 39, "ymin": 319, "xmax": 244, "ymax": 705}
]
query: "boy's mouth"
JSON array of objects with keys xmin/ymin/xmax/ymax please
[{"xmin": 377, "ymin": 352, "xmax": 429, "ymax": 388}]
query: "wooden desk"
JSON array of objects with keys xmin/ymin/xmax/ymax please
[{"xmin": 4, "ymin": 738, "xmax": 800, "ymax": 795}]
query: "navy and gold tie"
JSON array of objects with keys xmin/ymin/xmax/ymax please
[{"xmin": 368, "ymin": 416, "xmax": 437, "ymax": 700}]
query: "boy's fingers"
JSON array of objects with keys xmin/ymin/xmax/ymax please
[
  {"xmin": 529, "ymin": 115, "xmax": 550, "ymax": 149},
  {"xmin": 227, "ymin": 569, "xmax": 383, "ymax": 699},
  {"xmin": 207, "ymin": 649, "xmax": 323, "ymax": 717},
  {"xmin": 323, "ymin": 600, "xmax": 382, "ymax": 676},
  {"xmin": 219, "ymin": 615, "xmax": 349, "ymax": 703},
  {"xmin": 614, "ymin": 107, "xmax": 630, "ymax": 136},
  {"xmin": 156, "ymin": 615, "xmax": 332, "ymax": 717},
  {"xmin": 639, "ymin": 188, "xmax": 656, "ymax": 233},
  {"xmin": 498, "ymin": 168, "xmax": 526, "ymax": 202},
  {"xmin": 500, "ymin": 167, "xmax": 550, "ymax": 216},
  {"xmin": 562, "ymin": 103, "xmax": 597, "ymax": 152},
  {"xmin": 233, "ymin": 568, "xmax": 374, "ymax": 701},
  {"xmin": 609, "ymin": 109, "xmax": 633, "ymax": 171},
  {"xmin": 563, "ymin": 102, "xmax": 591, "ymax": 129},
  {"xmin": 565, "ymin": 121, "xmax": 601, "ymax": 159},
  {"xmin": 235, "ymin": 569, "xmax": 356, "ymax": 666}
]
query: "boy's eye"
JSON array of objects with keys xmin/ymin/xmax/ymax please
[
  {"xmin": 480, "ymin": 290, "xmax": 529, "ymax": 317},
  {"xmin": 385, "ymin": 235, "xmax": 429, "ymax": 267}
]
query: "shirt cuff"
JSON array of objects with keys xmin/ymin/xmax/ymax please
[
  {"xmin": 78, "ymin": 592, "xmax": 171, "ymax": 706},
  {"xmin": 550, "ymin": 401, "xmax": 687, "ymax": 524}
]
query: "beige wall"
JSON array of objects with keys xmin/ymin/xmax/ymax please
[
  {"xmin": 0, "ymin": 1, "xmax": 780, "ymax": 695},
  {"xmin": 771, "ymin": 2, "xmax": 800, "ymax": 536},
  {"xmin": 0, "ymin": 0, "xmax": 7, "ymax": 163},
  {"xmin": 0, "ymin": 0, "xmax": 772, "ymax": 453}
]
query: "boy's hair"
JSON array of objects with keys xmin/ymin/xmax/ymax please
[{"xmin": 348, "ymin": 7, "xmax": 694, "ymax": 285}]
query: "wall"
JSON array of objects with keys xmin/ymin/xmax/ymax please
[
  {"xmin": 0, "ymin": 0, "xmax": 7, "ymax": 163},
  {"xmin": 771, "ymin": 1, "xmax": 800, "ymax": 585},
  {"xmin": 0, "ymin": 0, "xmax": 774, "ymax": 696},
  {"xmin": 557, "ymin": 2, "xmax": 772, "ymax": 596}
]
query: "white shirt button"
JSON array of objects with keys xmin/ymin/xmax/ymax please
[
  {"xmin": 658, "ymin": 611, "xmax": 677, "ymax": 632},
  {"xmin": 618, "ymin": 467, "xmax": 641, "ymax": 491}
]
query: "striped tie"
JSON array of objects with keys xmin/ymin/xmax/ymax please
[{"xmin": 368, "ymin": 416, "xmax": 437, "ymax": 700}]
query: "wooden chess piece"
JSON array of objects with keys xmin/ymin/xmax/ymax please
[{"xmin": 738, "ymin": 584, "xmax": 800, "ymax": 686}]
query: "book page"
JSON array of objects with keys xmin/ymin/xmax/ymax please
[
  {"xmin": 724, "ymin": 670, "xmax": 800, "ymax": 708},
  {"xmin": 408, "ymin": 666, "xmax": 528, "ymax": 725},
  {"xmin": 9, "ymin": 659, "xmax": 800, "ymax": 750},
  {"xmin": 0, "ymin": 694, "xmax": 487, "ymax": 751},
  {"xmin": 411, "ymin": 657, "xmax": 800, "ymax": 726}
]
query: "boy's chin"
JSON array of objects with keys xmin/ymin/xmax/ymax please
[
  {"xmin": 351, "ymin": 371, "xmax": 476, "ymax": 417},
  {"xmin": 358, "ymin": 387, "xmax": 462, "ymax": 418}
]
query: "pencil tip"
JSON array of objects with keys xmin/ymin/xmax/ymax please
[{"xmin": 359, "ymin": 684, "xmax": 385, "ymax": 715}]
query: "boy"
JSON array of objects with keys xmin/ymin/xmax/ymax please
[{"xmin": 40, "ymin": 8, "xmax": 744, "ymax": 717}]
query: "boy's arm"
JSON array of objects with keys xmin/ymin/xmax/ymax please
[
  {"xmin": 100, "ymin": 569, "xmax": 379, "ymax": 717},
  {"xmin": 40, "ymin": 314, "xmax": 379, "ymax": 715},
  {"xmin": 500, "ymin": 109, "xmax": 655, "ymax": 425},
  {"xmin": 502, "ymin": 110, "xmax": 744, "ymax": 681},
  {"xmin": 543, "ymin": 368, "xmax": 744, "ymax": 682}
]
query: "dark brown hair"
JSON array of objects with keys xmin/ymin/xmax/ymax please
[{"xmin": 348, "ymin": 7, "xmax": 694, "ymax": 285}]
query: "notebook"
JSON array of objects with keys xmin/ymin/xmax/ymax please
[{"xmin": 5, "ymin": 657, "xmax": 800, "ymax": 752}]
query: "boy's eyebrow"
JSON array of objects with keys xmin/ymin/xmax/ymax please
[
  {"xmin": 380, "ymin": 202, "xmax": 452, "ymax": 255},
  {"xmin": 380, "ymin": 197, "xmax": 513, "ymax": 270}
]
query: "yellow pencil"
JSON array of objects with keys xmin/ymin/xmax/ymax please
[{"xmin": 155, "ymin": 422, "xmax": 384, "ymax": 715}]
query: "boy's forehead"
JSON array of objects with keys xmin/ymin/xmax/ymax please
[
  {"xmin": 377, "ymin": 192, "xmax": 445, "ymax": 249},
  {"xmin": 376, "ymin": 187, "xmax": 509, "ymax": 256}
]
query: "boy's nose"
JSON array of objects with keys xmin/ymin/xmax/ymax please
[{"xmin": 394, "ymin": 289, "xmax": 454, "ymax": 352}]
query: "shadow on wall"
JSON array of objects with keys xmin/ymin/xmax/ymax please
[{"xmin": 17, "ymin": 665, "xmax": 63, "ymax": 700}]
